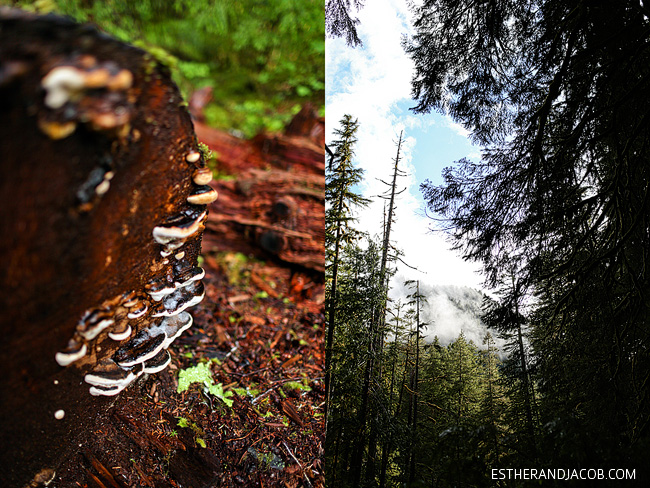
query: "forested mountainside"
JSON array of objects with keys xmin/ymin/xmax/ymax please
[{"xmin": 391, "ymin": 280, "xmax": 495, "ymax": 348}]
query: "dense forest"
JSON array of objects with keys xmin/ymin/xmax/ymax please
[{"xmin": 326, "ymin": 0, "xmax": 649, "ymax": 486}]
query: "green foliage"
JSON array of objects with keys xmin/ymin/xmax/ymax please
[
  {"xmin": 10, "ymin": 0, "xmax": 324, "ymax": 137},
  {"xmin": 177, "ymin": 362, "xmax": 234, "ymax": 407},
  {"xmin": 325, "ymin": 238, "xmax": 390, "ymax": 485},
  {"xmin": 325, "ymin": 115, "xmax": 370, "ymax": 260},
  {"xmin": 326, "ymin": 0, "xmax": 363, "ymax": 47},
  {"xmin": 324, "ymin": 115, "xmax": 372, "ymax": 438},
  {"xmin": 216, "ymin": 251, "xmax": 251, "ymax": 285},
  {"xmin": 197, "ymin": 142, "xmax": 212, "ymax": 163},
  {"xmin": 176, "ymin": 416, "xmax": 208, "ymax": 448},
  {"xmin": 247, "ymin": 447, "xmax": 285, "ymax": 471},
  {"xmin": 406, "ymin": 0, "xmax": 650, "ymax": 475}
]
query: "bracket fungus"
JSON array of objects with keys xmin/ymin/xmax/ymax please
[
  {"xmin": 56, "ymin": 184, "xmax": 210, "ymax": 396},
  {"xmin": 39, "ymin": 58, "xmax": 135, "ymax": 140},
  {"xmin": 192, "ymin": 167, "xmax": 213, "ymax": 186},
  {"xmin": 0, "ymin": 9, "xmax": 220, "ymax": 482},
  {"xmin": 187, "ymin": 185, "xmax": 219, "ymax": 205}
]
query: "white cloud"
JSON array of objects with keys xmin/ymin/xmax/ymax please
[
  {"xmin": 443, "ymin": 117, "xmax": 472, "ymax": 139},
  {"xmin": 390, "ymin": 279, "xmax": 508, "ymax": 353},
  {"xmin": 327, "ymin": 0, "xmax": 483, "ymax": 290}
]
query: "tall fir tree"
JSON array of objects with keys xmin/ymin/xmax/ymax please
[
  {"xmin": 325, "ymin": 114, "xmax": 370, "ymax": 426},
  {"xmin": 326, "ymin": 239, "xmax": 384, "ymax": 486}
]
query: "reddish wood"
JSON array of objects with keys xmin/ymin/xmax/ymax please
[
  {"xmin": 196, "ymin": 107, "xmax": 325, "ymax": 272},
  {"xmin": 0, "ymin": 9, "xmax": 206, "ymax": 486}
]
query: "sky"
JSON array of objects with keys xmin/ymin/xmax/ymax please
[{"xmin": 326, "ymin": 0, "xmax": 483, "ymax": 291}]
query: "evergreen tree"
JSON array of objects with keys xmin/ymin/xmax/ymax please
[
  {"xmin": 402, "ymin": 280, "xmax": 428, "ymax": 485},
  {"xmin": 326, "ymin": 239, "xmax": 384, "ymax": 486},
  {"xmin": 325, "ymin": 114, "xmax": 369, "ymax": 426},
  {"xmin": 407, "ymin": 0, "xmax": 650, "ymax": 467},
  {"xmin": 326, "ymin": 0, "xmax": 363, "ymax": 46},
  {"xmin": 416, "ymin": 336, "xmax": 447, "ymax": 485},
  {"xmin": 378, "ymin": 300, "xmax": 408, "ymax": 488},
  {"xmin": 477, "ymin": 332, "xmax": 507, "ymax": 469},
  {"xmin": 362, "ymin": 132, "xmax": 407, "ymax": 487},
  {"xmin": 482, "ymin": 275, "xmax": 539, "ymax": 462},
  {"xmin": 416, "ymin": 334, "xmax": 487, "ymax": 487},
  {"xmin": 442, "ymin": 334, "xmax": 485, "ymax": 486}
]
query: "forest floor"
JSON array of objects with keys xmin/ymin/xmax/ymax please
[{"xmin": 55, "ymin": 106, "xmax": 325, "ymax": 488}]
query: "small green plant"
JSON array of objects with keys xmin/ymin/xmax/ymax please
[
  {"xmin": 222, "ymin": 252, "xmax": 251, "ymax": 285},
  {"xmin": 177, "ymin": 362, "xmax": 234, "ymax": 407},
  {"xmin": 247, "ymin": 447, "xmax": 285, "ymax": 471},
  {"xmin": 176, "ymin": 417, "xmax": 208, "ymax": 448},
  {"xmin": 232, "ymin": 386, "xmax": 261, "ymax": 398},
  {"xmin": 283, "ymin": 380, "xmax": 312, "ymax": 393}
]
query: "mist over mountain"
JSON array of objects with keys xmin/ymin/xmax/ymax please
[{"xmin": 390, "ymin": 277, "xmax": 505, "ymax": 351}]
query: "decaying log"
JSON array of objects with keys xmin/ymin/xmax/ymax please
[
  {"xmin": 0, "ymin": 9, "xmax": 212, "ymax": 486},
  {"xmin": 196, "ymin": 106, "xmax": 325, "ymax": 272}
]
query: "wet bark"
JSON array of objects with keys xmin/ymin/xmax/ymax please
[{"xmin": 0, "ymin": 9, "xmax": 206, "ymax": 487}]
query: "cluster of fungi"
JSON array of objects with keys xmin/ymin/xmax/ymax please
[
  {"xmin": 30, "ymin": 55, "xmax": 216, "ymax": 396},
  {"xmin": 19, "ymin": 54, "xmax": 206, "ymax": 396},
  {"xmin": 55, "ymin": 150, "xmax": 216, "ymax": 397}
]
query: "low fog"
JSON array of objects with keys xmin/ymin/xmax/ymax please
[{"xmin": 390, "ymin": 277, "xmax": 507, "ymax": 353}]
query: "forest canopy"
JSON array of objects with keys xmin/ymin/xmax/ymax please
[{"xmin": 326, "ymin": 1, "xmax": 650, "ymax": 486}]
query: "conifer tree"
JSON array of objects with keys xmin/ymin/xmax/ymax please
[
  {"xmin": 326, "ymin": 239, "xmax": 384, "ymax": 485},
  {"xmin": 407, "ymin": 0, "xmax": 650, "ymax": 464},
  {"xmin": 325, "ymin": 0, "xmax": 364, "ymax": 46},
  {"xmin": 402, "ymin": 280, "xmax": 428, "ymax": 484},
  {"xmin": 360, "ymin": 132, "xmax": 407, "ymax": 485},
  {"xmin": 378, "ymin": 300, "xmax": 407, "ymax": 488},
  {"xmin": 482, "ymin": 274, "xmax": 539, "ymax": 460},
  {"xmin": 478, "ymin": 332, "xmax": 506, "ymax": 467},
  {"xmin": 325, "ymin": 114, "xmax": 369, "ymax": 425}
]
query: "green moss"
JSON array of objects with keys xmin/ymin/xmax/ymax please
[{"xmin": 283, "ymin": 380, "xmax": 312, "ymax": 392}]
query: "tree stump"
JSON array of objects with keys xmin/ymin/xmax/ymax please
[{"xmin": 0, "ymin": 9, "xmax": 212, "ymax": 486}]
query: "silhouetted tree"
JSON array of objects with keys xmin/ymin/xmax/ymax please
[
  {"xmin": 407, "ymin": 0, "xmax": 650, "ymax": 469},
  {"xmin": 325, "ymin": 115, "xmax": 369, "ymax": 426},
  {"xmin": 326, "ymin": 0, "xmax": 364, "ymax": 46}
]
